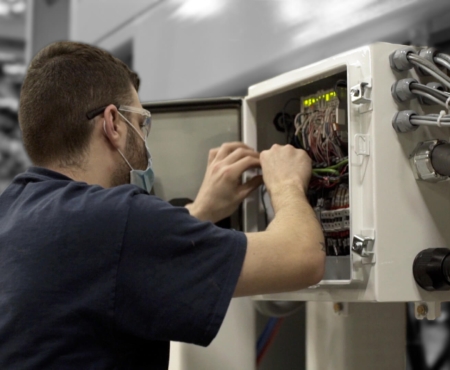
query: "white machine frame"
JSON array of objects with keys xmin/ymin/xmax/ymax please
[{"xmin": 243, "ymin": 43, "xmax": 450, "ymax": 310}]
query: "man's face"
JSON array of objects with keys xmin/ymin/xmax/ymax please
[{"xmin": 110, "ymin": 89, "xmax": 148, "ymax": 187}]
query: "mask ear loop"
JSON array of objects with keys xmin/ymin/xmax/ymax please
[
  {"xmin": 104, "ymin": 120, "xmax": 134, "ymax": 171},
  {"xmin": 118, "ymin": 111, "xmax": 146, "ymax": 142}
]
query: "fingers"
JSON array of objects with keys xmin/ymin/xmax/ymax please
[
  {"xmin": 238, "ymin": 175, "xmax": 263, "ymax": 199},
  {"xmin": 223, "ymin": 156, "xmax": 261, "ymax": 180},
  {"xmin": 222, "ymin": 147, "xmax": 260, "ymax": 165},
  {"xmin": 214, "ymin": 142, "xmax": 255, "ymax": 161},
  {"xmin": 208, "ymin": 148, "xmax": 219, "ymax": 165}
]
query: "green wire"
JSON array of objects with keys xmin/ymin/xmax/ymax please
[
  {"xmin": 312, "ymin": 168, "xmax": 340, "ymax": 175},
  {"xmin": 311, "ymin": 158, "xmax": 348, "ymax": 176},
  {"xmin": 327, "ymin": 158, "xmax": 348, "ymax": 170}
]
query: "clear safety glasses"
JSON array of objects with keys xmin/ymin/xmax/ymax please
[
  {"xmin": 118, "ymin": 105, "xmax": 152, "ymax": 139},
  {"xmin": 86, "ymin": 104, "xmax": 152, "ymax": 139}
]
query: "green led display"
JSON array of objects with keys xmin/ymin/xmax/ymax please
[{"xmin": 303, "ymin": 91, "xmax": 337, "ymax": 107}]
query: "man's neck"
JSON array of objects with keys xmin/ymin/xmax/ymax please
[{"xmin": 46, "ymin": 165, "xmax": 110, "ymax": 188}]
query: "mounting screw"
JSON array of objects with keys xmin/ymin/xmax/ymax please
[
  {"xmin": 352, "ymin": 241, "xmax": 364, "ymax": 254},
  {"xmin": 333, "ymin": 303, "xmax": 343, "ymax": 313},
  {"xmin": 350, "ymin": 89, "xmax": 360, "ymax": 97},
  {"xmin": 416, "ymin": 304, "xmax": 428, "ymax": 317}
]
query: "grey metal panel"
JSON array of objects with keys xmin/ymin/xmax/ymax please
[{"xmin": 143, "ymin": 98, "xmax": 242, "ymax": 203}]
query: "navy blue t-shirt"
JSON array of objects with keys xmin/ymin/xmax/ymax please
[{"xmin": 0, "ymin": 167, "xmax": 247, "ymax": 369}]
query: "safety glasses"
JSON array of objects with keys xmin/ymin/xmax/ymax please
[
  {"xmin": 86, "ymin": 104, "xmax": 152, "ymax": 138},
  {"xmin": 118, "ymin": 105, "xmax": 152, "ymax": 139}
]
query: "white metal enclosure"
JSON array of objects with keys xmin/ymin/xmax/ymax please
[{"xmin": 244, "ymin": 42, "xmax": 450, "ymax": 305}]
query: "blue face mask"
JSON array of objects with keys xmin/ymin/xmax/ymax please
[
  {"xmin": 105, "ymin": 115, "xmax": 155, "ymax": 193},
  {"xmin": 124, "ymin": 143, "xmax": 155, "ymax": 194}
]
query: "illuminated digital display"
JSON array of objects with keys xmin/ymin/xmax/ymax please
[{"xmin": 303, "ymin": 91, "xmax": 337, "ymax": 107}]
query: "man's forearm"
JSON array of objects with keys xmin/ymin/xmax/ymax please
[{"xmin": 267, "ymin": 184, "xmax": 325, "ymax": 285}]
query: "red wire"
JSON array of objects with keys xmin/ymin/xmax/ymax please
[{"xmin": 256, "ymin": 318, "xmax": 284, "ymax": 367}]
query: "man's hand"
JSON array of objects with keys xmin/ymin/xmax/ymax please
[
  {"xmin": 187, "ymin": 142, "xmax": 263, "ymax": 223},
  {"xmin": 260, "ymin": 144, "xmax": 312, "ymax": 212}
]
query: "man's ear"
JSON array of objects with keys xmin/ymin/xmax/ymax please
[{"xmin": 102, "ymin": 104, "xmax": 124, "ymax": 149}]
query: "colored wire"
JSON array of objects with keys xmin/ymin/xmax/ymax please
[
  {"xmin": 327, "ymin": 158, "xmax": 349, "ymax": 170},
  {"xmin": 256, "ymin": 317, "xmax": 278, "ymax": 355},
  {"xmin": 257, "ymin": 318, "xmax": 284, "ymax": 367},
  {"xmin": 312, "ymin": 168, "xmax": 340, "ymax": 175}
]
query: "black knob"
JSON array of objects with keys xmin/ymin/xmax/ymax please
[{"xmin": 413, "ymin": 248, "xmax": 450, "ymax": 291}]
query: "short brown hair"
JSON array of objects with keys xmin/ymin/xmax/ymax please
[{"xmin": 19, "ymin": 41, "xmax": 140, "ymax": 167}]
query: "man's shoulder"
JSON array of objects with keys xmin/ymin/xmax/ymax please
[{"xmin": 3, "ymin": 167, "xmax": 152, "ymax": 216}]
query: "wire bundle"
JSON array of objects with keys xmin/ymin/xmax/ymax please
[
  {"xmin": 409, "ymin": 82, "xmax": 450, "ymax": 109},
  {"xmin": 410, "ymin": 113, "xmax": 450, "ymax": 127},
  {"xmin": 256, "ymin": 317, "xmax": 284, "ymax": 367},
  {"xmin": 393, "ymin": 50, "xmax": 450, "ymax": 131},
  {"xmin": 407, "ymin": 53, "xmax": 450, "ymax": 91},
  {"xmin": 270, "ymin": 88, "xmax": 350, "ymax": 256},
  {"xmin": 295, "ymin": 94, "xmax": 344, "ymax": 167}
]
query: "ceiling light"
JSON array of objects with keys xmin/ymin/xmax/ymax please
[
  {"xmin": 0, "ymin": 2, "xmax": 10, "ymax": 17},
  {"xmin": 170, "ymin": 0, "xmax": 226, "ymax": 21},
  {"xmin": 11, "ymin": 1, "xmax": 25, "ymax": 14}
]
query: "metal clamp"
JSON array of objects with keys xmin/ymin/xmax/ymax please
[
  {"xmin": 410, "ymin": 140, "xmax": 448, "ymax": 182},
  {"xmin": 350, "ymin": 81, "xmax": 371, "ymax": 105},
  {"xmin": 352, "ymin": 235, "xmax": 375, "ymax": 258}
]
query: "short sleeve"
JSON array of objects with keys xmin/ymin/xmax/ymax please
[{"xmin": 114, "ymin": 195, "xmax": 247, "ymax": 346}]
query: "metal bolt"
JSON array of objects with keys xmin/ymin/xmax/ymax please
[
  {"xmin": 417, "ymin": 304, "xmax": 428, "ymax": 317},
  {"xmin": 351, "ymin": 88, "xmax": 360, "ymax": 97},
  {"xmin": 353, "ymin": 241, "xmax": 363, "ymax": 252},
  {"xmin": 333, "ymin": 303, "xmax": 343, "ymax": 313}
]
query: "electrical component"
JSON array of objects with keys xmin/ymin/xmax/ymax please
[
  {"xmin": 391, "ymin": 78, "xmax": 450, "ymax": 107},
  {"xmin": 410, "ymin": 140, "xmax": 449, "ymax": 182},
  {"xmin": 271, "ymin": 88, "xmax": 351, "ymax": 257},
  {"xmin": 391, "ymin": 78, "xmax": 417, "ymax": 103},
  {"xmin": 413, "ymin": 248, "xmax": 450, "ymax": 291},
  {"xmin": 417, "ymin": 47, "xmax": 441, "ymax": 76},
  {"xmin": 389, "ymin": 47, "xmax": 416, "ymax": 72},
  {"xmin": 392, "ymin": 110, "xmax": 418, "ymax": 133}
]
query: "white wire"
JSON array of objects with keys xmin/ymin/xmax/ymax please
[
  {"xmin": 408, "ymin": 55, "xmax": 450, "ymax": 90},
  {"xmin": 408, "ymin": 53, "xmax": 450, "ymax": 84},
  {"xmin": 435, "ymin": 56, "xmax": 450, "ymax": 71},
  {"xmin": 411, "ymin": 119, "xmax": 450, "ymax": 127},
  {"xmin": 410, "ymin": 89, "xmax": 448, "ymax": 108},
  {"xmin": 437, "ymin": 53, "xmax": 450, "ymax": 65},
  {"xmin": 412, "ymin": 114, "xmax": 450, "ymax": 121},
  {"xmin": 413, "ymin": 83, "xmax": 450, "ymax": 99},
  {"xmin": 437, "ymin": 110, "xmax": 446, "ymax": 128}
]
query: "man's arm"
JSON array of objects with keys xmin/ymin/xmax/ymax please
[
  {"xmin": 235, "ymin": 144, "xmax": 325, "ymax": 297},
  {"xmin": 188, "ymin": 142, "xmax": 325, "ymax": 297}
]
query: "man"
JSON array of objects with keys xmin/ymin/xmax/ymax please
[{"xmin": 0, "ymin": 41, "xmax": 325, "ymax": 369}]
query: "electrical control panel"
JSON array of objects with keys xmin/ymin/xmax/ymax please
[{"xmin": 244, "ymin": 43, "xmax": 450, "ymax": 305}]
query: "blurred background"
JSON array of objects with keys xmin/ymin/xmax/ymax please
[{"xmin": 3, "ymin": 0, "xmax": 450, "ymax": 369}]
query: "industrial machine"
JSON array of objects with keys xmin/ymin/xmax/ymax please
[
  {"xmin": 244, "ymin": 42, "xmax": 450, "ymax": 318},
  {"xmin": 145, "ymin": 43, "xmax": 450, "ymax": 369}
]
